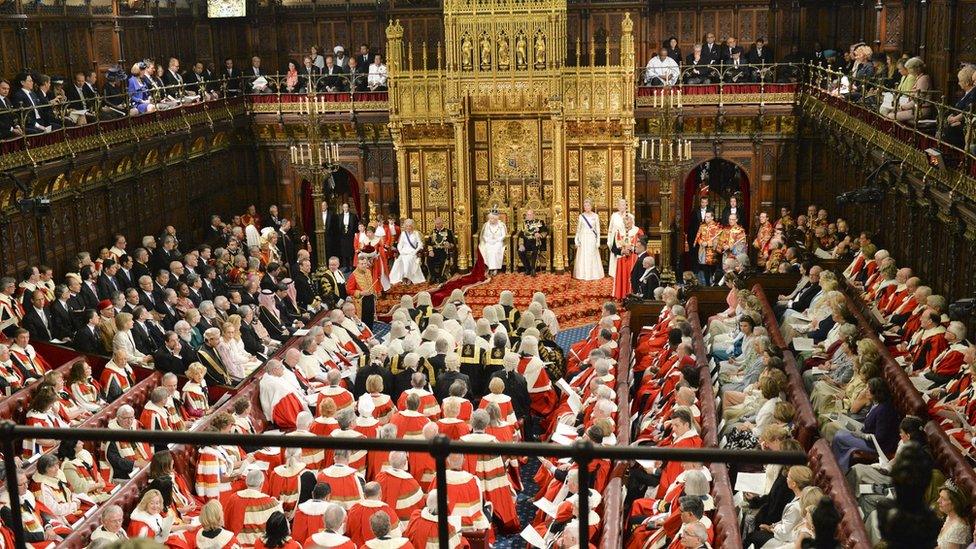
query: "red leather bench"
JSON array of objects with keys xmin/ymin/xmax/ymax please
[
  {"xmin": 57, "ymin": 466, "xmax": 152, "ymax": 549},
  {"xmin": 753, "ymin": 283, "xmax": 788, "ymax": 349},
  {"xmin": 0, "ymin": 358, "xmax": 78, "ymax": 423},
  {"xmin": 783, "ymin": 351, "xmax": 821, "ymax": 450},
  {"xmin": 807, "ymin": 439, "xmax": 871, "ymax": 548},
  {"xmin": 709, "ymin": 463, "xmax": 744, "ymax": 548},
  {"xmin": 924, "ymin": 421, "xmax": 976, "ymax": 514}
]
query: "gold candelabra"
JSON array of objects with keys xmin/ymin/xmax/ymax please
[
  {"xmin": 289, "ymin": 95, "xmax": 341, "ymax": 273},
  {"xmin": 638, "ymin": 86, "xmax": 692, "ymax": 285}
]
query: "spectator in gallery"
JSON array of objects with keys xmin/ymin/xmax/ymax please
[{"xmin": 644, "ymin": 47, "xmax": 680, "ymax": 86}]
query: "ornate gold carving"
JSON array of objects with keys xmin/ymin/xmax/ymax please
[
  {"xmin": 474, "ymin": 121, "xmax": 488, "ymax": 142},
  {"xmin": 612, "ymin": 149, "xmax": 623, "ymax": 181},
  {"xmin": 409, "ymin": 152, "xmax": 421, "ymax": 182},
  {"xmin": 424, "ymin": 151, "xmax": 450, "ymax": 207},
  {"xmin": 497, "ymin": 31, "xmax": 511, "ymax": 70},
  {"xmin": 542, "ymin": 149, "xmax": 554, "ymax": 180},
  {"xmin": 583, "ymin": 149, "xmax": 608, "ymax": 206},
  {"xmin": 480, "ymin": 32, "xmax": 492, "ymax": 70},
  {"xmin": 515, "ymin": 31, "xmax": 528, "ymax": 70},
  {"xmin": 492, "ymin": 120, "xmax": 539, "ymax": 179},
  {"xmin": 461, "ymin": 33, "xmax": 474, "ymax": 70},
  {"xmin": 568, "ymin": 149, "xmax": 580, "ymax": 181},
  {"xmin": 475, "ymin": 150, "xmax": 489, "ymax": 180},
  {"xmin": 542, "ymin": 119, "xmax": 553, "ymax": 142}
]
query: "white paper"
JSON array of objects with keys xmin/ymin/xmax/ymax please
[
  {"xmin": 248, "ymin": 460, "xmax": 270, "ymax": 471},
  {"xmin": 734, "ymin": 472, "xmax": 768, "ymax": 495},
  {"xmin": 910, "ymin": 376, "xmax": 934, "ymax": 392},
  {"xmin": 636, "ymin": 459, "xmax": 657, "ymax": 471},
  {"xmin": 869, "ymin": 434, "xmax": 890, "ymax": 468},
  {"xmin": 533, "ymin": 497, "xmax": 558, "ymax": 518},
  {"xmin": 808, "ymin": 367, "xmax": 828, "ymax": 376},
  {"xmin": 551, "ymin": 433, "xmax": 576, "ymax": 446},
  {"xmin": 858, "ymin": 483, "xmax": 876, "ymax": 495},
  {"xmin": 520, "ymin": 525, "xmax": 548, "ymax": 548},
  {"xmin": 554, "ymin": 422, "xmax": 578, "ymax": 437},
  {"xmin": 293, "ymin": 329, "xmax": 310, "ymax": 336},
  {"xmin": 555, "ymin": 378, "xmax": 582, "ymax": 414},
  {"xmin": 792, "ymin": 337, "xmax": 815, "ymax": 352},
  {"xmin": 791, "ymin": 314, "xmax": 811, "ymax": 323}
]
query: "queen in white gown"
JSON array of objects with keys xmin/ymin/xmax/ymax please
[
  {"xmin": 389, "ymin": 219, "xmax": 426, "ymax": 284},
  {"xmin": 606, "ymin": 198, "xmax": 629, "ymax": 277},
  {"xmin": 479, "ymin": 213, "xmax": 507, "ymax": 274},
  {"xmin": 574, "ymin": 199, "xmax": 604, "ymax": 280}
]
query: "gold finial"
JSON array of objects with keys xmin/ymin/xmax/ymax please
[
  {"xmin": 575, "ymin": 36, "xmax": 581, "ymax": 67},
  {"xmin": 621, "ymin": 12, "xmax": 633, "ymax": 34},
  {"xmin": 407, "ymin": 42, "xmax": 414, "ymax": 71},
  {"xmin": 422, "ymin": 42, "xmax": 428, "ymax": 70},
  {"xmin": 437, "ymin": 42, "xmax": 443, "ymax": 70},
  {"xmin": 589, "ymin": 39, "xmax": 595, "ymax": 67},
  {"xmin": 605, "ymin": 34, "xmax": 611, "ymax": 66}
]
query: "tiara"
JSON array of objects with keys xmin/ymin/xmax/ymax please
[
  {"xmin": 489, "ymin": 204, "xmax": 499, "ymax": 215},
  {"xmin": 943, "ymin": 479, "xmax": 961, "ymax": 495}
]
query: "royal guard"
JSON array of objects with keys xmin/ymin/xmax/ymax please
[
  {"xmin": 721, "ymin": 213, "xmax": 748, "ymax": 259},
  {"xmin": 693, "ymin": 211, "xmax": 723, "ymax": 284},
  {"xmin": 752, "ymin": 211, "xmax": 774, "ymax": 263}
]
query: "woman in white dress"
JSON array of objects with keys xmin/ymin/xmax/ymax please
[
  {"xmin": 606, "ymin": 198, "xmax": 628, "ymax": 277},
  {"xmin": 573, "ymin": 199, "xmax": 605, "ymax": 280},
  {"xmin": 389, "ymin": 219, "xmax": 426, "ymax": 285},
  {"xmin": 479, "ymin": 212, "xmax": 507, "ymax": 275}
]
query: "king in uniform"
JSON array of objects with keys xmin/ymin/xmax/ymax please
[
  {"xmin": 425, "ymin": 217, "xmax": 457, "ymax": 284},
  {"xmin": 518, "ymin": 209, "xmax": 548, "ymax": 277}
]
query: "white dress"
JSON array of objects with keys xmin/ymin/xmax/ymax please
[
  {"xmin": 606, "ymin": 211, "xmax": 627, "ymax": 277},
  {"xmin": 573, "ymin": 212, "xmax": 605, "ymax": 280},
  {"xmin": 479, "ymin": 221, "xmax": 507, "ymax": 270},
  {"xmin": 389, "ymin": 230, "xmax": 426, "ymax": 284}
]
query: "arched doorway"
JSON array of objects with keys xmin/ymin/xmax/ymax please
[
  {"xmin": 300, "ymin": 167, "xmax": 364, "ymax": 266},
  {"xmin": 681, "ymin": 158, "xmax": 750, "ymax": 271}
]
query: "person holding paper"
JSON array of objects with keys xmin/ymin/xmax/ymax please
[{"xmin": 828, "ymin": 378, "xmax": 901, "ymax": 471}]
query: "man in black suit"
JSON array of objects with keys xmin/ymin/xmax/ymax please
[
  {"xmin": 115, "ymin": 254, "xmax": 134, "ymax": 290},
  {"xmin": 277, "ymin": 218, "xmax": 298, "ymax": 269},
  {"xmin": 776, "ymin": 265, "xmax": 822, "ymax": 320},
  {"xmin": 719, "ymin": 37, "xmax": 739, "ymax": 65},
  {"xmin": 488, "ymin": 352, "xmax": 531, "ymax": 429},
  {"xmin": 321, "ymin": 55, "xmax": 346, "ymax": 93},
  {"xmin": 65, "ymin": 71, "xmax": 94, "ymax": 110},
  {"xmin": 131, "ymin": 248, "xmax": 152, "ymax": 283},
  {"xmin": 34, "ymin": 75, "xmax": 62, "ymax": 130},
  {"xmin": 746, "ymin": 38, "xmax": 773, "ymax": 66},
  {"xmin": 434, "ymin": 356, "xmax": 471, "ymax": 402},
  {"xmin": 131, "ymin": 306, "xmax": 158, "ymax": 355},
  {"xmin": 633, "ymin": 256, "xmax": 661, "ymax": 299},
  {"xmin": 79, "ymin": 265, "xmax": 100, "ymax": 310},
  {"xmin": 293, "ymin": 258, "xmax": 317, "ymax": 312},
  {"xmin": 261, "ymin": 263, "xmax": 282, "ymax": 292},
  {"xmin": 299, "ymin": 56, "xmax": 322, "ymax": 93},
  {"xmin": 152, "ymin": 270, "xmax": 171, "ymax": 303},
  {"xmin": 724, "ymin": 48, "xmax": 754, "ymax": 83},
  {"xmin": 338, "ymin": 203, "xmax": 358, "ymax": 268},
  {"xmin": 136, "ymin": 275, "xmax": 158, "ymax": 310},
  {"xmin": 154, "ymin": 331, "xmax": 192, "ymax": 376},
  {"xmin": 222, "ymin": 57, "xmax": 241, "ymax": 96},
  {"xmin": 50, "ymin": 285, "xmax": 77, "ymax": 341},
  {"xmin": 157, "ymin": 288, "xmax": 181, "ymax": 331},
  {"xmin": 700, "ymin": 32, "xmax": 721, "ymax": 66},
  {"xmin": 11, "ymin": 72, "xmax": 50, "ymax": 134},
  {"xmin": 97, "ymin": 259, "xmax": 122, "ymax": 300},
  {"xmin": 21, "ymin": 290, "xmax": 53, "ymax": 342},
  {"xmin": 72, "ymin": 310, "xmax": 105, "ymax": 354},
  {"xmin": 245, "ymin": 56, "xmax": 273, "ymax": 94},
  {"xmin": 629, "ymin": 238, "xmax": 649, "ymax": 292},
  {"xmin": 357, "ymin": 44, "xmax": 372, "ymax": 73},
  {"xmin": 0, "ymin": 79, "xmax": 24, "ymax": 139},
  {"xmin": 684, "ymin": 45, "xmax": 711, "ymax": 84},
  {"xmin": 319, "ymin": 200, "xmax": 340, "ymax": 266},
  {"xmin": 150, "ymin": 235, "xmax": 179, "ymax": 274}
]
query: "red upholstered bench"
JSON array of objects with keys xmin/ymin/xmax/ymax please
[
  {"xmin": 709, "ymin": 463, "xmax": 744, "ymax": 548},
  {"xmin": 57, "ymin": 466, "xmax": 152, "ymax": 549},
  {"xmin": 808, "ymin": 439, "xmax": 871, "ymax": 548},
  {"xmin": 924, "ymin": 421, "xmax": 976, "ymax": 515},
  {"xmin": 783, "ymin": 352, "xmax": 820, "ymax": 450}
]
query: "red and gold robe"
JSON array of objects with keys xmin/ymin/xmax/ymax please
[
  {"xmin": 404, "ymin": 508, "xmax": 468, "ymax": 549},
  {"xmin": 612, "ymin": 227, "xmax": 644, "ymax": 299},
  {"xmin": 221, "ymin": 489, "xmax": 282, "ymax": 548},
  {"xmin": 376, "ymin": 467, "xmax": 425, "ymax": 523},
  {"xmin": 346, "ymin": 499, "xmax": 400, "ymax": 547}
]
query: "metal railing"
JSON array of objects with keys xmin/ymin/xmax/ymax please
[
  {"xmin": 804, "ymin": 64, "xmax": 976, "ymax": 161},
  {"xmin": 0, "ymin": 423, "xmax": 805, "ymax": 548}
]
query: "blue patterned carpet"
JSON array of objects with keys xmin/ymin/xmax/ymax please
[
  {"xmin": 372, "ymin": 321, "xmax": 390, "ymax": 340},
  {"xmin": 555, "ymin": 323, "xmax": 594, "ymax": 354},
  {"xmin": 496, "ymin": 458, "xmax": 541, "ymax": 549}
]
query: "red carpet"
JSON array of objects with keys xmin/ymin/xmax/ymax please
[
  {"xmin": 376, "ymin": 254, "xmax": 487, "ymax": 320},
  {"xmin": 463, "ymin": 273, "xmax": 612, "ymax": 329}
]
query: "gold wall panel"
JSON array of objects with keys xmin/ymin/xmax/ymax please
[
  {"xmin": 409, "ymin": 152, "xmax": 421, "ymax": 183},
  {"xmin": 491, "ymin": 119, "xmax": 540, "ymax": 180},
  {"xmin": 474, "ymin": 121, "xmax": 488, "ymax": 142},
  {"xmin": 475, "ymin": 150, "xmax": 489, "ymax": 181},
  {"xmin": 612, "ymin": 149, "xmax": 623, "ymax": 182},
  {"xmin": 542, "ymin": 149, "xmax": 554, "ymax": 181},
  {"xmin": 423, "ymin": 151, "xmax": 451, "ymax": 208},
  {"xmin": 568, "ymin": 150, "xmax": 580, "ymax": 181}
]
